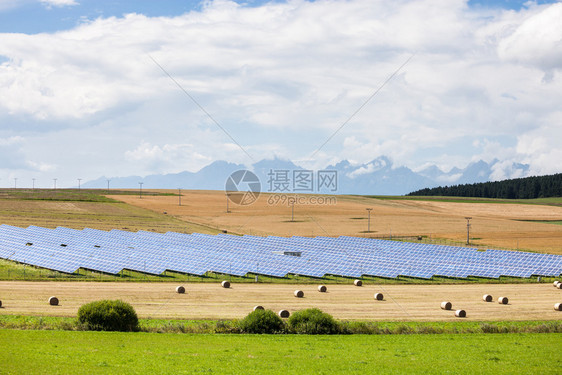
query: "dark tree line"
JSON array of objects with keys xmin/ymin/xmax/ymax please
[{"xmin": 408, "ymin": 173, "xmax": 562, "ymax": 199}]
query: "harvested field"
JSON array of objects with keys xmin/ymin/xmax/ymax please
[
  {"xmin": 0, "ymin": 281, "xmax": 560, "ymax": 321},
  {"xmin": 111, "ymin": 190, "xmax": 562, "ymax": 254}
]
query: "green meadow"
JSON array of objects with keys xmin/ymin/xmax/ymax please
[{"xmin": 1, "ymin": 330, "xmax": 560, "ymax": 374}]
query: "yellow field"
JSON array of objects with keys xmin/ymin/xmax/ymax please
[
  {"xmin": 1, "ymin": 281, "xmax": 560, "ymax": 321},
  {"xmin": 112, "ymin": 190, "xmax": 562, "ymax": 254}
]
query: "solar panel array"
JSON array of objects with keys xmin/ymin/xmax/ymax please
[{"xmin": 0, "ymin": 224, "xmax": 561, "ymax": 279}]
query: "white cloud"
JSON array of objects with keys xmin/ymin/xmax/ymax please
[
  {"xmin": 0, "ymin": 0, "xmax": 30, "ymax": 12},
  {"xmin": 515, "ymin": 110, "xmax": 562, "ymax": 176},
  {"xmin": 0, "ymin": 135, "xmax": 23, "ymax": 146},
  {"xmin": 0, "ymin": 136, "xmax": 36, "ymax": 170},
  {"xmin": 0, "ymin": 0, "xmax": 561, "ymax": 185},
  {"xmin": 498, "ymin": 3, "xmax": 562, "ymax": 72},
  {"xmin": 125, "ymin": 141, "xmax": 213, "ymax": 174},
  {"xmin": 40, "ymin": 0, "xmax": 78, "ymax": 9}
]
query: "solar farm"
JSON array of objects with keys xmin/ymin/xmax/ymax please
[{"xmin": 2, "ymin": 224, "xmax": 561, "ymax": 280}]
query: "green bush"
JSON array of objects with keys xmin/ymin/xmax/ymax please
[
  {"xmin": 287, "ymin": 308, "xmax": 340, "ymax": 334},
  {"xmin": 77, "ymin": 300, "xmax": 139, "ymax": 332},
  {"xmin": 238, "ymin": 309, "xmax": 286, "ymax": 334}
]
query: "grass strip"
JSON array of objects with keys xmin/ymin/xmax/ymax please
[{"xmin": 1, "ymin": 315, "xmax": 561, "ymax": 335}]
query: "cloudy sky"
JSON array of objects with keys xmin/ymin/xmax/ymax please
[{"xmin": 0, "ymin": 0, "xmax": 561, "ymax": 188}]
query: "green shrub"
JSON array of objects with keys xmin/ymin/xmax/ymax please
[
  {"xmin": 77, "ymin": 300, "xmax": 139, "ymax": 332},
  {"xmin": 287, "ymin": 308, "xmax": 340, "ymax": 334},
  {"xmin": 238, "ymin": 309, "xmax": 285, "ymax": 334}
]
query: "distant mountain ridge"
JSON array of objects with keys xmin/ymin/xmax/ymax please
[{"xmin": 82, "ymin": 157, "xmax": 531, "ymax": 195}]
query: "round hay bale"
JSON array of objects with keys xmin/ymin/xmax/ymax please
[
  {"xmin": 253, "ymin": 305, "xmax": 264, "ymax": 311},
  {"xmin": 440, "ymin": 301, "xmax": 452, "ymax": 310},
  {"xmin": 221, "ymin": 280, "xmax": 231, "ymax": 288},
  {"xmin": 278, "ymin": 309, "xmax": 290, "ymax": 318},
  {"xmin": 553, "ymin": 281, "xmax": 560, "ymax": 287},
  {"xmin": 374, "ymin": 293, "xmax": 384, "ymax": 301},
  {"xmin": 318, "ymin": 285, "xmax": 327, "ymax": 293},
  {"xmin": 482, "ymin": 294, "xmax": 493, "ymax": 302},
  {"xmin": 557, "ymin": 283, "xmax": 562, "ymax": 290},
  {"xmin": 294, "ymin": 290, "xmax": 304, "ymax": 298},
  {"xmin": 455, "ymin": 309, "xmax": 466, "ymax": 318},
  {"xmin": 48, "ymin": 296, "xmax": 59, "ymax": 306},
  {"xmin": 498, "ymin": 296, "xmax": 509, "ymax": 305},
  {"xmin": 353, "ymin": 279, "xmax": 363, "ymax": 287},
  {"xmin": 554, "ymin": 303, "xmax": 561, "ymax": 311},
  {"xmin": 175, "ymin": 286, "xmax": 185, "ymax": 294}
]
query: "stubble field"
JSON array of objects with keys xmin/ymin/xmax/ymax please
[{"xmin": 1, "ymin": 281, "xmax": 560, "ymax": 321}]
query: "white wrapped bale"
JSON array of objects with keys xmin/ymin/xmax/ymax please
[{"xmin": 440, "ymin": 301, "xmax": 452, "ymax": 310}]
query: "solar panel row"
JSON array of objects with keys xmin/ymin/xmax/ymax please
[{"xmin": 0, "ymin": 224, "xmax": 560, "ymax": 279}]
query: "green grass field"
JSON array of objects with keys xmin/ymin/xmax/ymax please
[
  {"xmin": 0, "ymin": 188, "xmax": 175, "ymax": 202},
  {"xmin": 0, "ymin": 330, "xmax": 560, "ymax": 374}
]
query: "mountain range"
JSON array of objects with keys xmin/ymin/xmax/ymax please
[{"xmin": 82, "ymin": 156, "xmax": 530, "ymax": 195}]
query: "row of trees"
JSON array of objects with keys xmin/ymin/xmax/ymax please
[{"xmin": 408, "ymin": 173, "xmax": 562, "ymax": 199}]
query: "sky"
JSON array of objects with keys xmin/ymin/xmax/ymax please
[{"xmin": 0, "ymin": 0, "xmax": 561, "ymax": 188}]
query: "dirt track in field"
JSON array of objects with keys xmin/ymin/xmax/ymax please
[
  {"xmin": 111, "ymin": 190, "xmax": 562, "ymax": 254},
  {"xmin": 1, "ymin": 281, "xmax": 560, "ymax": 321}
]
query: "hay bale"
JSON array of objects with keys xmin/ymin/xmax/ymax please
[
  {"xmin": 318, "ymin": 285, "xmax": 327, "ymax": 293},
  {"xmin": 498, "ymin": 296, "xmax": 509, "ymax": 305},
  {"xmin": 278, "ymin": 309, "xmax": 290, "ymax": 318},
  {"xmin": 294, "ymin": 290, "xmax": 304, "ymax": 298},
  {"xmin": 354, "ymin": 279, "xmax": 362, "ymax": 287},
  {"xmin": 440, "ymin": 301, "xmax": 452, "ymax": 310},
  {"xmin": 482, "ymin": 294, "xmax": 493, "ymax": 302},
  {"xmin": 455, "ymin": 309, "xmax": 466, "ymax": 318},
  {"xmin": 48, "ymin": 296, "xmax": 59, "ymax": 306},
  {"xmin": 175, "ymin": 286, "xmax": 186, "ymax": 294},
  {"xmin": 553, "ymin": 281, "xmax": 560, "ymax": 287},
  {"xmin": 253, "ymin": 305, "xmax": 264, "ymax": 311},
  {"xmin": 374, "ymin": 293, "xmax": 384, "ymax": 301},
  {"xmin": 554, "ymin": 303, "xmax": 561, "ymax": 311},
  {"xmin": 221, "ymin": 280, "xmax": 231, "ymax": 288},
  {"xmin": 557, "ymin": 283, "xmax": 562, "ymax": 290}
]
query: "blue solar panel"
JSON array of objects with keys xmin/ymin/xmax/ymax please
[{"xmin": 0, "ymin": 224, "xmax": 561, "ymax": 279}]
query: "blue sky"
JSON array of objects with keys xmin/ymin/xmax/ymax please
[{"xmin": 0, "ymin": 0, "xmax": 561, "ymax": 187}]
